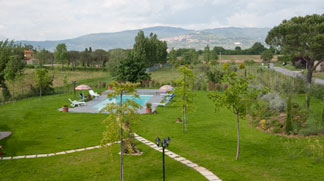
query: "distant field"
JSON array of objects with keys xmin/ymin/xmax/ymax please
[
  {"xmin": 1, "ymin": 69, "xmax": 110, "ymax": 100},
  {"xmin": 198, "ymin": 55, "xmax": 278, "ymax": 63},
  {"xmin": 150, "ymin": 66, "xmax": 180, "ymax": 83}
]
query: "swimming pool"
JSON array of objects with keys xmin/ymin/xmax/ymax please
[{"xmin": 92, "ymin": 95, "xmax": 153, "ymax": 111}]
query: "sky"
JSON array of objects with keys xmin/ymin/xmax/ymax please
[{"xmin": 0, "ymin": 0, "xmax": 323, "ymax": 41}]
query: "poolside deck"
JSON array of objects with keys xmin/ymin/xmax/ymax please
[{"xmin": 59, "ymin": 89, "xmax": 167, "ymax": 114}]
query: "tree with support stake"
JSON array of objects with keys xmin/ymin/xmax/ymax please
[
  {"xmin": 100, "ymin": 81, "xmax": 141, "ymax": 181},
  {"xmin": 173, "ymin": 66, "xmax": 196, "ymax": 132},
  {"xmin": 208, "ymin": 67, "xmax": 265, "ymax": 160}
]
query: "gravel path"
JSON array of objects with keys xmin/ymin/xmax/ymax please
[{"xmin": 270, "ymin": 66, "xmax": 324, "ymax": 85}]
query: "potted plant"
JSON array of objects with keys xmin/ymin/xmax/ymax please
[
  {"xmin": 146, "ymin": 102, "xmax": 152, "ymax": 114},
  {"xmin": 108, "ymin": 84, "xmax": 113, "ymax": 90},
  {"xmin": 62, "ymin": 105, "xmax": 69, "ymax": 112}
]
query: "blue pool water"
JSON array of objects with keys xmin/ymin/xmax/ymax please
[{"xmin": 92, "ymin": 95, "xmax": 152, "ymax": 111}]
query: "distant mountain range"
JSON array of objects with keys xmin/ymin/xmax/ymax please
[{"xmin": 15, "ymin": 26, "xmax": 270, "ymax": 51}]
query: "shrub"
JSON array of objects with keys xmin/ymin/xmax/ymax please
[
  {"xmin": 272, "ymin": 127, "xmax": 281, "ymax": 133},
  {"xmin": 239, "ymin": 62, "xmax": 245, "ymax": 69},
  {"xmin": 286, "ymin": 96, "xmax": 293, "ymax": 134},
  {"xmin": 307, "ymin": 139, "xmax": 324, "ymax": 163},
  {"xmin": 261, "ymin": 93, "xmax": 286, "ymax": 112},
  {"xmin": 244, "ymin": 60, "xmax": 256, "ymax": 65},
  {"xmin": 146, "ymin": 102, "xmax": 152, "ymax": 108},
  {"xmin": 311, "ymin": 84, "xmax": 324, "ymax": 100}
]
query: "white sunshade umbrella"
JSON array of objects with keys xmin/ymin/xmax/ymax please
[
  {"xmin": 75, "ymin": 84, "xmax": 91, "ymax": 90},
  {"xmin": 159, "ymin": 85, "xmax": 174, "ymax": 92}
]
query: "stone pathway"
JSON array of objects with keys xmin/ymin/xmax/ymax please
[
  {"xmin": 1, "ymin": 134, "xmax": 221, "ymax": 180},
  {"xmin": 0, "ymin": 131, "xmax": 11, "ymax": 140},
  {"xmin": 0, "ymin": 142, "xmax": 117, "ymax": 161},
  {"xmin": 134, "ymin": 133, "xmax": 221, "ymax": 181}
]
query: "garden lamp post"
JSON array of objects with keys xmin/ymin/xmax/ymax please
[
  {"xmin": 155, "ymin": 136, "xmax": 171, "ymax": 181},
  {"xmin": 72, "ymin": 81, "xmax": 77, "ymax": 98}
]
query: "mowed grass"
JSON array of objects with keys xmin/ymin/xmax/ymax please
[
  {"xmin": 0, "ymin": 92, "xmax": 206, "ymax": 180},
  {"xmin": 1, "ymin": 89, "xmax": 324, "ymax": 180},
  {"xmin": 134, "ymin": 91, "xmax": 324, "ymax": 180},
  {"xmin": 0, "ymin": 142, "xmax": 205, "ymax": 180}
]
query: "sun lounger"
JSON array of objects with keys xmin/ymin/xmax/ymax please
[
  {"xmin": 153, "ymin": 93, "xmax": 175, "ymax": 107},
  {"xmin": 68, "ymin": 98, "xmax": 86, "ymax": 107},
  {"xmin": 89, "ymin": 90, "xmax": 100, "ymax": 98}
]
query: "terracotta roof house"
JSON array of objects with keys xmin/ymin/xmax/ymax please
[{"xmin": 23, "ymin": 50, "xmax": 34, "ymax": 64}]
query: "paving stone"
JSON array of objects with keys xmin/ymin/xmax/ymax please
[
  {"xmin": 47, "ymin": 153, "xmax": 55, "ymax": 156},
  {"xmin": 85, "ymin": 146, "xmax": 96, "ymax": 150},
  {"xmin": 94, "ymin": 145, "xmax": 100, "ymax": 148},
  {"xmin": 13, "ymin": 156, "xmax": 25, "ymax": 159},
  {"xmin": 75, "ymin": 148, "xmax": 86, "ymax": 152},
  {"xmin": 37, "ymin": 154, "xmax": 48, "ymax": 157},
  {"xmin": 66, "ymin": 150, "xmax": 76, "ymax": 153},
  {"xmin": 174, "ymin": 157, "xmax": 186, "ymax": 161},
  {"xmin": 55, "ymin": 151, "xmax": 66, "ymax": 155},
  {"xmin": 201, "ymin": 170, "xmax": 214, "ymax": 176},
  {"xmin": 205, "ymin": 175, "xmax": 221, "ymax": 180},
  {"xmin": 181, "ymin": 160, "xmax": 192, "ymax": 165},
  {"xmin": 186, "ymin": 163, "xmax": 198, "ymax": 168},
  {"xmin": 2, "ymin": 157, "xmax": 12, "ymax": 160},
  {"xmin": 195, "ymin": 166, "xmax": 207, "ymax": 172},
  {"xmin": 26, "ymin": 155, "xmax": 36, "ymax": 158}
]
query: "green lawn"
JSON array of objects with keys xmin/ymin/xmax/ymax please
[{"xmin": 1, "ymin": 90, "xmax": 324, "ymax": 180}]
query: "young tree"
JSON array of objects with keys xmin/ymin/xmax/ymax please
[
  {"xmin": 174, "ymin": 66, "xmax": 196, "ymax": 132},
  {"xmin": 266, "ymin": 14, "xmax": 324, "ymax": 107},
  {"xmin": 54, "ymin": 43, "xmax": 68, "ymax": 70},
  {"xmin": 101, "ymin": 81, "xmax": 141, "ymax": 181},
  {"xmin": 116, "ymin": 52, "xmax": 150, "ymax": 82},
  {"xmin": 34, "ymin": 68, "xmax": 53, "ymax": 97},
  {"xmin": 208, "ymin": 68, "xmax": 263, "ymax": 160}
]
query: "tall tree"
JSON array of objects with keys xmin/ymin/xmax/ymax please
[
  {"xmin": 101, "ymin": 81, "xmax": 141, "ymax": 181},
  {"xmin": 116, "ymin": 52, "xmax": 150, "ymax": 82},
  {"xmin": 266, "ymin": 14, "xmax": 324, "ymax": 107},
  {"xmin": 54, "ymin": 43, "xmax": 68, "ymax": 70},
  {"xmin": 4, "ymin": 56, "xmax": 25, "ymax": 97},
  {"xmin": 203, "ymin": 45, "xmax": 211, "ymax": 63},
  {"xmin": 93, "ymin": 49, "xmax": 108, "ymax": 68},
  {"xmin": 261, "ymin": 50, "xmax": 274, "ymax": 62},
  {"xmin": 174, "ymin": 66, "xmax": 196, "ymax": 132},
  {"xmin": 35, "ymin": 49, "xmax": 52, "ymax": 68},
  {"xmin": 0, "ymin": 40, "xmax": 24, "ymax": 101},
  {"xmin": 208, "ymin": 67, "xmax": 263, "ymax": 160},
  {"xmin": 107, "ymin": 49, "xmax": 129, "ymax": 76},
  {"xmin": 67, "ymin": 50, "xmax": 80, "ymax": 71}
]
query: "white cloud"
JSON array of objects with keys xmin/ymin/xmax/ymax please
[{"xmin": 0, "ymin": 0, "xmax": 323, "ymax": 40}]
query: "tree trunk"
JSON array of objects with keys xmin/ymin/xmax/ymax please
[
  {"xmin": 182, "ymin": 105, "xmax": 185, "ymax": 132},
  {"xmin": 120, "ymin": 92, "xmax": 124, "ymax": 181},
  {"xmin": 40, "ymin": 85, "xmax": 42, "ymax": 97},
  {"xmin": 322, "ymin": 103, "xmax": 324, "ymax": 124},
  {"xmin": 184, "ymin": 105, "xmax": 187, "ymax": 132},
  {"xmin": 1, "ymin": 81, "xmax": 11, "ymax": 101},
  {"xmin": 306, "ymin": 60, "xmax": 314, "ymax": 108},
  {"xmin": 236, "ymin": 112, "xmax": 240, "ymax": 160}
]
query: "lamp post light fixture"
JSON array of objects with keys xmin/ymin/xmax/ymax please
[
  {"xmin": 155, "ymin": 136, "xmax": 171, "ymax": 181},
  {"xmin": 72, "ymin": 81, "xmax": 77, "ymax": 98}
]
